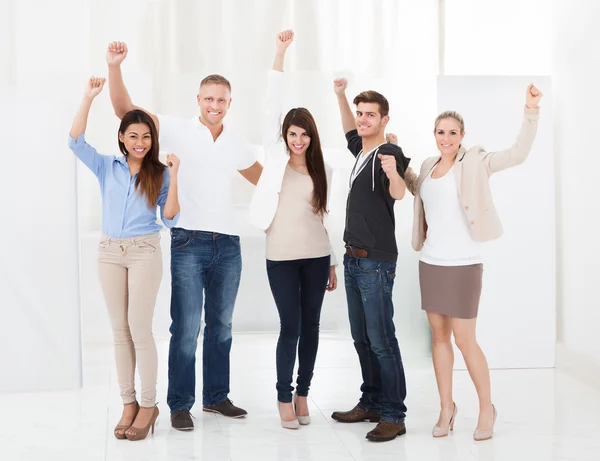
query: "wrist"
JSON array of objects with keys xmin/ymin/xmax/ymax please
[{"xmin": 525, "ymin": 103, "xmax": 539, "ymax": 109}]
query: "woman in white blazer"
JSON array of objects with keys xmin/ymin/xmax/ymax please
[{"xmin": 249, "ymin": 30, "xmax": 338, "ymax": 430}]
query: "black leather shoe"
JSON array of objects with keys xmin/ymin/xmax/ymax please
[
  {"xmin": 203, "ymin": 399, "xmax": 248, "ymax": 418},
  {"xmin": 171, "ymin": 410, "xmax": 194, "ymax": 431}
]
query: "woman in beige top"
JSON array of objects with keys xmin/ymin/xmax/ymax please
[
  {"xmin": 249, "ymin": 31, "xmax": 338, "ymax": 429},
  {"xmin": 403, "ymin": 84, "xmax": 543, "ymax": 441}
]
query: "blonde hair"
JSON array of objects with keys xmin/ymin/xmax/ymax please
[{"xmin": 434, "ymin": 111, "xmax": 465, "ymax": 134}]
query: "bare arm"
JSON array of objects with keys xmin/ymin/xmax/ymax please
[
  {"xmin": 239, "ymin": 161, "xmax": 263, "ymax": 185},
  {"xmin": 333, "ymin": 78, "xmax": 355, "ymax": 134},
  {"xmin": 378, "ymin": 153, "xmax": 406, "ymax": 200},
  {"xmin": 106, "ymin": 41, "xmax": 159, "ymax": 128},
  {"xmin": 70, "ymin": 77, "xmax": 105, "ymax": 139},
  {"xmin": 162, "ymin": 154, "xmax": 180, "ymax": 220}
]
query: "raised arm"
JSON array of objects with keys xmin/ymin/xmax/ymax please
[
  {"xmin": 482, "ymin": 84, "xmax": 543, "ymax": 174},
  {"xmin": 262, "ymin": 30, "xmax": 294, "ymax": 150},
  {"xmin": 70, "ymin": 77, "xmax": 105, "ymax": 139},
  {"xmin": 273, "ymin": 30, "xmax": 294, "ymax": 72},
  {"xmin": 67, "ymin": 77, "xmax": 110, "ymax": 179},
  {"xmin": 333, "ymin": 78, "xmax": 355, "ymax": 134},
  {"xmin": 106, "ymin": 41, "xmax": 159, "ymax": 129}
]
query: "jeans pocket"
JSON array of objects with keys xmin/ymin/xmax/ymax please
[
  {"xmin": 229, "ymin": 235, "xmax": 241, "ymax": 247},
  {"xmin": 171, "ymin": 232, "xmax": 191, "ymax": 251},
  {"xmin": 356, "ymin": 257, "xmax": 381, "ymax": 274},
  {"xmin": 98, "ymin": 238, "xmax": 110, "ymax": 250}
]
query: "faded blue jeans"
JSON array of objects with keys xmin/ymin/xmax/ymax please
[
  {"xmin": 344, "ymin": 253, "xmax": 407, "ymax": 424},
  {"xmin": 167, "ymin": 229, "xmax": 242, "ymax": 411}
]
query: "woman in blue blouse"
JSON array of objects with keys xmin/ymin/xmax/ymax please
[{"xmin": 69, "ymin": 76, "xmax": 180, "ymax": 441}]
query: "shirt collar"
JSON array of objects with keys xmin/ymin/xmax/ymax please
[
  {"xmin": 191, "ymin": 116, "xmax": 227, "ymax": 137},
  {"xmin": 115, "ymin": 155, "xmax": 128, "ymax": 165}
]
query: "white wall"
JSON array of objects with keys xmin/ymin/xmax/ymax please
[
  {"xmin": 0, "ymin": 0, "xmax": 83, "ymax": 391},
  {"xmin": 438, "ymin": 76, "xmax": 555, "ymax": 369},
  {"xmin": 553, "ymin": 0, "xmax": 600, "ymax": 367}
]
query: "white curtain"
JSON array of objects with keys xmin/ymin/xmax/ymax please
[{"xmin": 1, "ymin": 0, "xmax": 439, "ymax": 390}]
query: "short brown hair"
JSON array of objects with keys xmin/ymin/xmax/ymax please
[
  {"xmin": 200, "ymin": 74, "xmax": 231, "ymax": 91},
  {"xmin": 353, "ymin": 91, "xmax": 389, "ymax": 117}
]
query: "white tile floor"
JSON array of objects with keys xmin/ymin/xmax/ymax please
[{"xmin": 1, "ymin": 333, "xmax": 599, "ymax": 461}]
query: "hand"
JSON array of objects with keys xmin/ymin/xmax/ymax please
[
  {"xmin": 106, "ymin": 41, "xmax": 128, "ymax": 67},
  {"xmin": 326, "ymin": 265, "xmax": 337, "ymax": 292},
  {"xmin": 84, "ymin": 76, "xmax": 106, "ymax": 100},
  {"xmin": 526, "ymin": 83, "xmax": 543, "ymax": 108},
  {"xmin": 378, "ymin": 153, "xmax": 400, "ymax": 180},
  {"xmin": 333, "ymin": 78, "xmax": 348, "ymax": 95},
  {"xmin": 276, "ymin": 30, "xmax": 294, "ymax": 55},
  {"xmin": 166, "ymin": 153, "xmax": 180, "ymax": 175},
  {"xmin": 386, "ymin": 133, "xmax": 398, "ymax": 145}
]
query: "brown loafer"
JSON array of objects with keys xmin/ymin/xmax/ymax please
[
  {"xmin": 331, "ymin": 405, "xmax": 381, "ymax": 423},
  {"xmin": 366, "ymin": 421, "xmax": 407, "ymax": 442},
  {"xmin": 203, "ymin": 399, "xmax": 247, "ymax": 418}
]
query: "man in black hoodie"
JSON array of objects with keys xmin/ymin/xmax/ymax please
[{"xmin": 330, "ymin": 78, "xmax": 410, "ymax": 442}]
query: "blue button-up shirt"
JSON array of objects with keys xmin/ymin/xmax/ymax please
[{"xmin": 69, "ymin": 134, "xmax": 179, "ymax": 238}]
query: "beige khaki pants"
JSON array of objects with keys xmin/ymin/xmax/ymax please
[{"xmin": 97, "ymin": 232, "xmax": 162, "ymax": 408}]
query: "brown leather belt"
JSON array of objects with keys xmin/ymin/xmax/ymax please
[{"xmin": 345, "ymin": 246, "xmax": 368, "ymax": 258}]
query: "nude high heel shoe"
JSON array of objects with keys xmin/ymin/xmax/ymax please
[
  {"xmin": 432, "ymin": 403, "xmax": 457, "ymax": 438},
  {"xmin": 125, "ymin": 405, "xmax": 159, "ymax": 441},
  {"xmin": 114, "ymin": 401, "xmax": 139, "ymax": 440},
  {"xmin": 473, "ymin": 405, "xmax": 497, "ymax": 441},
  {"xmin": 277, "ymin": 400, "xmax": 300, "ymax": 430},
  {"xmin": 293, "ymin": 392, "xmax": 311, "ymax": 426}
]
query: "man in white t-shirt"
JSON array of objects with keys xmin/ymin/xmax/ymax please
[{"xmin": 106, "ymin": 42, "xmax": 263, "ymax": 430}]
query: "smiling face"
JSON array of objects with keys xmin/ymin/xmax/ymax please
[
  {"xmin": 355, "ymin": 102, "xmax": 389, "ymax": 138},
  {"xmin": 118, "ymin": 122, "xmax": 152, "ymax": 160},
  {"xmin": 434, "ymin": 117, "xmax": 465, "ymax": 157},
  {"xmin": 286, "ymin": 124, "xmax": 311, "ymax": 157},
  {"xmin": 197, "ymin": 83, "xmax": 231, "ymax": 126}
]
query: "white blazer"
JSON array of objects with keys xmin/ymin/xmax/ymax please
[{"xmin": 248, "ymin": 70, "xmax": 338, "ymax": 266}]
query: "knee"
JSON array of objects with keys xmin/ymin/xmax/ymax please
[
  {"xmin": 280, "ymin": 320, "xmax": 301, "ymax": 341},
  {"xmin": 112, "ymin": 326, "xmax": 132, "ymax": 344},
  {"xmin": 431, "ymin": 328, "xmax": 452, "ymax": 345},
  {"xmin": 301, "ymin": 319, "xmax": 320, "ymax": 336},
  {"xmin": 129, "ymin": 324, "xmax": 154, "ymax": 346},
  {"xmin": 454, "ymin": 335, "xmax": 477, "ymax": 353}
]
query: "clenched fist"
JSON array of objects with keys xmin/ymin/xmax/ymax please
[
  {"xmin": 378, "ymin": 153, "xmax": 400, "ymax": 180},
  {"xmin": 385, "ymin": 133, "xmax": 398, "ymax": 145},
  {"xmin": 333, "ymin": 78, "xmax": 348, "ymax": 95},
  {"xmin": 526, "ymin": 83, "xmax": 543, "ymax": 108},
  {"xmin": 84, "ymin": 76, "xmax": 106, "ymax": 100},
  {"xmin": 107, "ymin": 41, "xmax": 128, "ymax": 67},
  {"xmin": 166, "ymin": 153, "xmax": 180, "ymax": 175},
  {"xmin": 276, "ymin": 30, "xmax": 294, "ymax": 55}
]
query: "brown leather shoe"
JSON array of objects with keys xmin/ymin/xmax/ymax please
[
  {"xmin": 331, "ymin": 405, "xmax": 381, "ymax": 423},
  {"xmin": 366, "ymin": 421, "xmax": 407, "ymax": 442},
  {"xmin": 203, "ymin": 399, "xmax": 247, "ymax": 418}
]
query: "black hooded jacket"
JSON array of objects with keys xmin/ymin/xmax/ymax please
[{"xmin": 343, "ymin": 129, "xmax": 411, "ymax": 264}]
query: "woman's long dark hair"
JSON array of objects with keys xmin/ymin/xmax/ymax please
[
  {"xmin": 281, "ymin": 108, "xmax": 328, "ymax": 216},
  {"xmin": 118, "ymin": 110, "xmax": 165, "ymax": 208}
]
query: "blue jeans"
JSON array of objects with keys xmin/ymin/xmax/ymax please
[
  {"xmin": 266, "ymin": 256, "xmax": 330, "ymax": 403},
  {"xmin": 167, "ymin": 228, "xmax": 242, "ymax": 411},
  {"xmin": 343, "ymin": 253, "xmax": 407, "ymax": 424}
]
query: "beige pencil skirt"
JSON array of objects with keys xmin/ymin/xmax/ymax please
[{"xmin": 418, "ymin": 261, "xmax": 483, "ymax": 319}]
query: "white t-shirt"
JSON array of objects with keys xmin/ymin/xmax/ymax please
[
  {"xmin": 419, "ymin": 166, "xmax": 483, "ymax": 266},
  {"xmin": 157, "ymin": 115, "xmax": 256, "ymax": 235}
]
